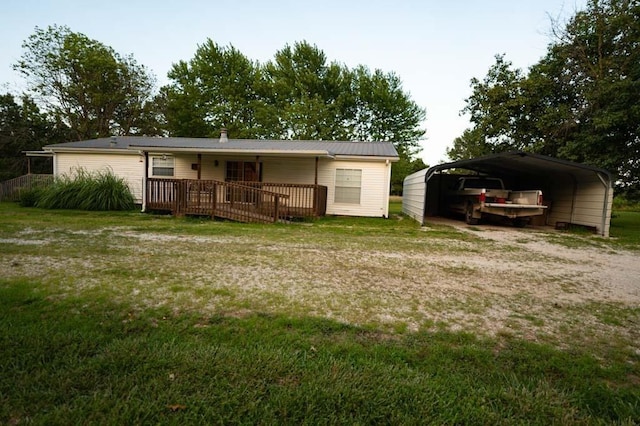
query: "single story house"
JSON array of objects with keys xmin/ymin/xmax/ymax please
[
  {"xmin": 403, "ymin": 151, "xmax": 614, "ymax": 236},
  {"xmin": 31, "ymin": 132, "xmax": 399, "ymax": 222}
]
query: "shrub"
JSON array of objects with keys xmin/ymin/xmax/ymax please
[
  {"xmin": 36, "ymin": 168, "xmax": 135, "ymax": 211},
  {"xmin": 613, "ymin": 195, "xmax": 640, "ymax": 212},
  {"xmin": 18, "ymin": 187, "xmax": 45, "ymax": 207}
]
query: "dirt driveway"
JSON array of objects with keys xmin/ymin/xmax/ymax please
[{"xmin": 426, "ymin": 216, "xmax": 640, "ymax": 303}]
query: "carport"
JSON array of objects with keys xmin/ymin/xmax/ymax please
[{"xmin": 402, "ymin": 151, "xmax": 614, "ymax": 236}]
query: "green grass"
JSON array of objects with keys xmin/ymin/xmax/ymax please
[
  {"xmin": 1, "ymin": 280, "xmax": 638, "ymax": 425},
  {"xmin": 610, "ymin": 211, "xmax": 640, "ymax": 248},
  {"xmin": 1, "ymin": 201, "xmax": 639, "ymax": 424}
]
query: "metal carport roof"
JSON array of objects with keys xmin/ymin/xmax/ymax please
[{"xmin": 423, "ymin": 151, "xmax": 612, "ymax": 183}]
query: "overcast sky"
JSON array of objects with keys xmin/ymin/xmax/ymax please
[{"xmin": 1, "ymin": 0, "xmax": 585, "ymax": 165}]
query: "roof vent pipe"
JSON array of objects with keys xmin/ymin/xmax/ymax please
[
  {"xmin": 109, "ymin": 136, "xmax": 117, "ymax": 147},
  {"xmin": 220, "ymin": 128, "xmax": 228, "ymax": 143}
]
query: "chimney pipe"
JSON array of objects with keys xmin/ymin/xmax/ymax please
[{"xmin": 220, "ymin": 128, "xmax": 228, "ymax": 143}]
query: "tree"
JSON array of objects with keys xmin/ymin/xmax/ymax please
[
  {"xmin": 390, "ymin": 155, "xmax": 427, "ymax": 195},
  {"xmin": 351, "ymin": 66, "xmax": 426, "ymax": 158},
  {"xmin": 447, "ymin": 128, "xmax": 491, "ymax": 161},
  {"xmin": 14, "ymin": 25, "xmax": 159, "ymax": 140},
  {"xmin": 263, "ymin": 41, "xmax": 354, "ymax": 140},
  {"xmin": 453, "ymin": 0, "xmax": 640, "ymax": 197},
  {"xmin": 164, "ymin": 39, "xmax": 427, "ymax": 187},
  {"xmin": 453, "ymin": 54, "xmax": 529, "ymax": 160},
  {"xmin": 164, "ymin": 40, "xmax": 269, "ymax": 138},
  {"xmin": 0, "ymin": 93, "xmax": 68, "ymax": 180},
  {"xmin": 163, "ymin": 40, "xmax": 427, "ymax": 191},
  {"xmin": 547, "ymin": 0, "xmax": 640, "ymax": 196}
]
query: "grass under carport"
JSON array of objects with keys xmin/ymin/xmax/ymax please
[{"xmin": 0, "ymin": 201, "xmax": 638, "ymax": 424}]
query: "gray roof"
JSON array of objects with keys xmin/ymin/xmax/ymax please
[{"xmin": 44, "ymin": 136, "xmax": 399, "ymax": 158}]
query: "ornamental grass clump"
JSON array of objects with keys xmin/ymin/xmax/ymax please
[{"xmin": 36, "ymin": 167, "xmax": 135, "ymax": 211}]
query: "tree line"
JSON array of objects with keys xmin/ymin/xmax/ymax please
[
  {"xmin": 1, "ymin": 25, "xmax": 426, "ymax": 190},
  {"xmin": 450, "ymin": 0, "xmax": 640, "ymax": 200}
]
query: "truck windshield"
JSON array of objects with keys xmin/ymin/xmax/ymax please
[{"xmin": 464, "ymin": 179, "xmax": 503, "ymax": 189}]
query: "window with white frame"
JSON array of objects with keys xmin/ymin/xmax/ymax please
[
  {"xmin": 334, "ymin": 169, "xmax": 362, "ymax": 204},
  {"xmin": 152, "ymin": 156, "xmax": 175, "ymax": 177}
]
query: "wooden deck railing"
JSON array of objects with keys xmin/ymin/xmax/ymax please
[
  {"xmin": 234, "ymin": 181, "xmax": 328, "ymax": 217},
  {"xmin": 0, "ymin": 174, "xmax": 54, "ymax": 202},
  {"xmin": 146, "ymin": 179, "xmax": 327, "ymax": 223}
]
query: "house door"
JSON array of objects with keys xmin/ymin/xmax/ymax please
[
  {"xmin": 225, "ymin": 161, "xmax": 261, "ymax": 202},
  {"xmin": 226, "ymin": 161, "xmax": 260, "ymax": 183}
]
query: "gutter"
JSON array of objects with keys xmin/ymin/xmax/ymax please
[
  {"xmin": 24, "ymin": 150, "xmax": 54, "ymax": 157},
  {"xmin": 42, "ymin": 147, "xmax": 138, "ymax": 155},
  {"xmin": 127, "ymin": 146, "xmax": 336, "ymax": 158}
]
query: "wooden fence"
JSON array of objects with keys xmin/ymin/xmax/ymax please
[{"xmin": 0, "ymin": 174, "xmax": 54, "ymax": 202}]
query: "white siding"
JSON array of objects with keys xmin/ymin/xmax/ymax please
[
  {"xmin": 208, "ymin": 156, "xmax": 391, "ymax": 217},
  {"xmin": 147, "ymin": 154, "xmax": 392, "ymax": 218},
  {"xmin": 318, "ymin": 159, "xmax": 391, "ymax": 217},
  {"xmin": 55, "ymin": 152, "xmax": 144, "ymax": 203},
  {"xmin": 262, "ymin": 157, "xmax": 316, "ymax": 184},
  {"xmin": 402, "ymin": 169, "xmax": 427, "ymax": 224},
  {"xmin": 537, "ymin": 173, "xmax": 612, "ymax": 236}
]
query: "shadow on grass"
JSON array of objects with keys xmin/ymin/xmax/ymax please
[{"xmin": 1, "ymin": 278, "xmax": 639, "ymax": 425}]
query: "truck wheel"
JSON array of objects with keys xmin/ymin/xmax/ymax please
[
  {"xmin": 465, "ymin": 204, "xmax": 479, "ymax": 225},
  {"xmin": 513, "ymin": 218, "xmax": 529, "ymax": 228}
]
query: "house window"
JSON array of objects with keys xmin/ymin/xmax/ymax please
[
  {"xmin": 335, "ymin": 169, "xmax": 362, "ymax": 204},
  {"xmin": 152, "ymin": 156, "xmax": 174, "ymax": 177}
]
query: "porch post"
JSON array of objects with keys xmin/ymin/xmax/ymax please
[
  {"xmin": 142, "ymin": 152, "xmax": 149, "ymax": 212},
  {"xmin": 256, "ymin": 156, "xmax": 261, "ymax": 182},
  {"xmin": 197, "ymin": 154, "xmax": 202, "ymax": 180},
  {"xmin": 313, "ymin": 157, "xmax": 319, "ymax": 214},
  {"xmin": 314, "ymin": 157, "xmax": 318, "ymax": 185}
]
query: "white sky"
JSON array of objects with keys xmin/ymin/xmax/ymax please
[{"xmin": 0, "ymin": 0, "xmax": 584, "ymax": 166}]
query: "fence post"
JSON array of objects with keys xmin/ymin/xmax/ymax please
[{"xmin": 273, "ymin": 195, "xmax": 280, "ymax": 222}]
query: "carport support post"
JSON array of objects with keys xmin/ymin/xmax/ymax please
[{"xmin": 596, "ymin": 172, "xmax": 611, "ymax": 237}]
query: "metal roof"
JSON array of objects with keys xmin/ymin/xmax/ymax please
[
  {"xmin": 425, "ymin": 151, "xmax": 612, "ymax": 181},
  {"xmin": 44, "ymin": 136, "xmax": 399, "ymax": 159}
]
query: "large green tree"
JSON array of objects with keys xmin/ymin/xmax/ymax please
[
  {"xmin": 452, "ymin": 0, "xmax": 640, "ymax": 198},
  {"xmin": 0, "ymin": 93, "xmax": 68, "ymax": 180},
  {"xmin": 263, "ymin": 41, "xmax": 353, "ymax": 140},
  {"xmin": 14, "ymin": 25, "xmax": 159, "ymax": 140},
  {"xmin": 164, "ymin": 40, "xmax": 426, "ymax": 160},
  {"xmin": 164, "ymin": 40, "xmax": 268, "ymax": 138}
]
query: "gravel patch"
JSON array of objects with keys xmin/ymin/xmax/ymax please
[{"xmin": 2, "ymin": 218, "xmax": 638, "ymax": 351}]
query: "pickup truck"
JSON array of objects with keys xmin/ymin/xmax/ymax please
[{"xmin": 447, "ymin": 177, "xmax": 546, "ymax": 227}]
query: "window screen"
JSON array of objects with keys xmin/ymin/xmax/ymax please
[{"xmin": 335, "ymin": 169, "xmax": 362, "ymax": 204}]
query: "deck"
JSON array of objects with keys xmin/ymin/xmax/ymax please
[{"xmin": 146, "ymin": 179, "xmax": 328, "ymax": 223}]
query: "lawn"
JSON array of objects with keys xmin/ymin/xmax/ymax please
[
  {"xmin": 610, "ymin": 210, "xmax": 640, "ymax": 248},
  {"xmin": 1, "ymin": 202, "xmax": 638, "ymax": 424}
]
